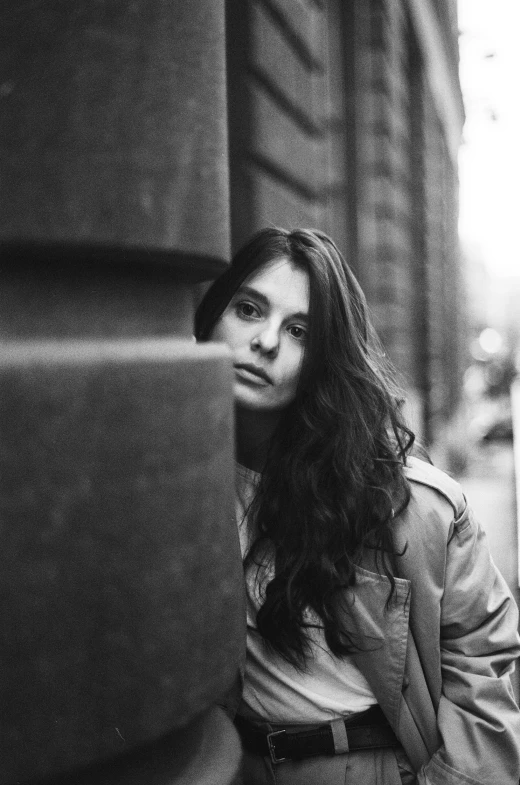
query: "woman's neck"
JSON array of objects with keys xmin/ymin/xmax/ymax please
[{"xmin": 235, "ymin": 406, "xmax": 280, "ymax": 473}]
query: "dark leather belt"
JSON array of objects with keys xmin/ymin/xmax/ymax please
[{"xmin": 235, "ymin": 705, "xmax": 399, "ymax": 765}]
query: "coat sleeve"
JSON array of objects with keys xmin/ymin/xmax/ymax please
[{"xmin": 420, "ymin": 503, "xmax": 520, "ymax": 785}]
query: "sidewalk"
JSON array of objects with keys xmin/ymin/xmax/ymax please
[{"xmin": 456, "ymin": 440, "xmax": 520, "ymax": 702}]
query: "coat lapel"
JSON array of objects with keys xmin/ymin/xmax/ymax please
[{"xmin": 339, "ymin": 565, "xmax": 411, "ymax": 731}]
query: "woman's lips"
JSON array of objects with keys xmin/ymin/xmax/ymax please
[{"xmin": 234, "ymin": 364, "xmax": 272, "ymax": 386}]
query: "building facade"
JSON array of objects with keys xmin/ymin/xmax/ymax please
[{"xmin": 226, "ymin": 0, "xmax": 465, "ymax": 447}]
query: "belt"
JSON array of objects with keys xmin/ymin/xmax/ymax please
[{"xmin": 235, "ymin": 705, "xmax": 399, "ymax": 765}]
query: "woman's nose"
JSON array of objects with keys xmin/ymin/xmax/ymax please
[{"xmin": 251, "ymin": 323, "xmax": 280, "ymax": 357}]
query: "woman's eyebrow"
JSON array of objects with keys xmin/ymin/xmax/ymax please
[
  {"xmin": 290, "ymin": 312, "xmax": 309, "ymax": 324},
  {"xmin": 234, "ymin": 285, "xmax": 269, "ymax": 307}
]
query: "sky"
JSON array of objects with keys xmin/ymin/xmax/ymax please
[{"xmin": 458, "ymin": 0, "xmax": 520, "ymax": 278}]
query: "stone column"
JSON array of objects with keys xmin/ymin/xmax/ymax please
[{"xmin": 0, "ymin": 2, "xmax": 242, "ymax": 783}]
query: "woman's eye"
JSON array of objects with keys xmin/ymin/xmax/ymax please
[
  {"xmin": 236, "ymin": 302, "xmax": 260, "ymax": 319},
  {"xmin": 288, "ymin": 325, "xmax": 307, "ymax": 341}
]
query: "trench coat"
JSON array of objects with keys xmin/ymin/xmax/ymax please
[{"xmin": 223, "ymin": 456, "xmax": 520, "ymax": 785}]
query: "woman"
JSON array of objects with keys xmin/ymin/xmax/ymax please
[{"xmin": 195, "ymin": 227, "xmax": 520, "ymax": 785}]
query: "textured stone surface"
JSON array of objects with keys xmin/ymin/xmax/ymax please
[
  {"xmin": 0, "ymin": 263, "xmax": 196, "ymax": 340},
  {"xmin": 0, "ymin": 0, "xmax": 230, "ymax": 269},
  {"xmin": 18, "ymin": 708, "xmax": 242, "ymax": 785},
  {"xmin": 0, "ymin": 338, "xmax": 242, "ymax": 784}
]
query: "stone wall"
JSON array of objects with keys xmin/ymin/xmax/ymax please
[{"xmin": 0, "ymin": 2, "xmax": 243, "ymax": 783}]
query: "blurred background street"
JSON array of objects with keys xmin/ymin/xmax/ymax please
[{"xmin": 451, "ymin": 0, "xmax": 520, "ymax": 699}]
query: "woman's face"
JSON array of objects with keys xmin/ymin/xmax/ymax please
[{"xmin": 211, "ymin": 257, "xmax": 310, "ymax": 414}]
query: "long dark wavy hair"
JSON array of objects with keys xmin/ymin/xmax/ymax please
[{"xmin": 195, "ymin": 228, "xmax": 414, "ymax": 668}]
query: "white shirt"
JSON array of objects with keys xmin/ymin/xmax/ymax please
[{"xmin": 236, "ymin": 462, "xmax": 377, "ymax": 722}]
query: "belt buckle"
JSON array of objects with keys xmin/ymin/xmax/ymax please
[{"xmin": 267, "ymin": 729, "xmax": 287, "ymax": 764}]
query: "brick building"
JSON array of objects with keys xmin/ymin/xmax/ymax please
[{"xmin": 226, "ymin": 0, "xmax": 465, "ymax": 447}]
